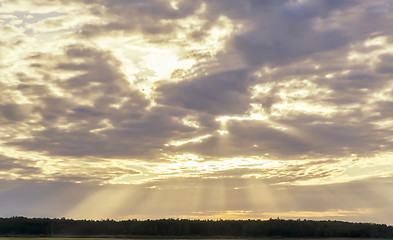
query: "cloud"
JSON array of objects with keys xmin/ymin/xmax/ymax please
[
  {"xmin": 2, "ymin": 0, "xmax": 393, "ymax": 166},
  {"xmin": 1, "ymin": 0, "xmax": 393, "ymax": 224},
  {"xmin": 0, "ymin": 0, "xmax": 99, "ymax": 14},
  {"xmin": 3, "ymin": 175, "xmax": 393, "ymax": 223},
  {"xmin": 77, "ymin": 0, "xmax": 203, "ymax": 37},
  {"xmin": 7, "ymin": 44, "xmax": 199, "ymax": 159},
  {"xmin": 231, "ymin": 1, "xmax": 353, "ymax": 67},
  {"xmin": 157, "ymin": 69, "xmax": 253, "ymax": 115},
  {"xmin": 0, "ymin": 154, "xmax": 41, "ymax": 176},
  {"xmin": 12, "ymin": 0, "xmax": 393, "ymax": 174},
  {"xmin": 0, "ymin": 103, "xmax": 32, "ymax": 121},
  {"xmin": 376, "ymin": 54, "xmax": 393, "ymax": 74}
]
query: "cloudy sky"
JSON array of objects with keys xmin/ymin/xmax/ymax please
[{"xmin": 1, "ymin": 0, "xmax": 393, "ymax": 224}]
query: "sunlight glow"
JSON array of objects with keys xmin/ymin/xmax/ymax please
[
  {"xmin": 347, "ymin": 39, "xmax": 393, "ymax": 66},
  {"xmin": 215, "ymin": 114, "xmax": 268, "ymax": 124},
  {"xmin": 65, "ymin": 187, "xmax": 132, "ymax": 219},
  {"xmin": 217, "ymin": 130, "xmax": 229, "ymax": 135},
  {"xmin": 142, "ymin": 49, "xmax": 196, "ymax": 80},
  {"xmin": 171, "ymin": 208, "xmax": 375, "ymax": 220},
  {"xmin": 364, "ymin": 36, "xmax": 387, "ymax": 47},
  {"xmin": 170, "ymin": 0, "xmax": 180, "ymax": 10},
  {"xmin": 166, "ymin": 134, "xmax": 212, "ymax": 147},
  {"xmin": 89, "ymin": 119, "xmax": 114, "ymax": 134},
  {"xmin": 272, "ymin": 102, "xmax": 336, "ymax": 116},
  {"xmin": 181, "ymin": 116, "xmax": 200, "ymax": 128},
  {"xmin": 373, "ymin": 119, "xmax": 393, "ymax": 129}
]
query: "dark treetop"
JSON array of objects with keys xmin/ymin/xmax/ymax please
[{"xmin": 1, "ymin": 217, "xmax": 393, "ymax": 238}]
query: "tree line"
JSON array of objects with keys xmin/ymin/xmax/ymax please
[{"xmin": 1, "ymin": 217, "xmax": 393, "ymax": 238}]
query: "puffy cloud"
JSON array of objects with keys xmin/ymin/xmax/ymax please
[
  {"xmin": 226, "ymin": 0, "xmax": 350, "ymax": 67},
  {"xmin": 77, "ymin": 0, "xmax": 204, "ymax": 37},
  {"xmin": 7, "ymin": 44, "xmax": 198, "ymax": 159},
  {"xmin": 157, "ymin": 69, "xmax": 253, "ymax": 115},
  {"xmin": 0, "ymin": 154, "xmax": 41, "ymax": 177},
  {"xmin": 0, "ymin": 103, "xmax": 32, "ymax": 121},
  {"xmin": 376, "ymin": 54, "xmax": 393, "ymax": 74}
]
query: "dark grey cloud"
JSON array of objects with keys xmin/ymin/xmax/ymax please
[
  {"xmin": 0, "ymin": 104, "xmax": 32, "ymax": 122},
  {"xmin": 208, "ymin": 0, "xmax": 392, "ymax": 70},
  {"xmin": 284, "ymin": 120, "xmax": 390, "ymax": 156},
  {"xmin": 236, "ymin": 29, "xmax": 348, "ymax": 67},
  {"xmin": 0, "ymin": 154, "xmax": 41, "ymax": 175},
  {"xmin": 78, "ymin": 0, "xmax": 203, "ymax": 37},
  {"xmin": 252, "ymin": 86, "xmax": 282, "ymax": 113},
  {"xmin": 172, "ymin": 106, "xmax": 393, "ymax": 159},
  {"xmin": 376, "ymin": 100, "xmax": 393, "ymax": 118},
  {"xmin": 167, "ymin": 118, "xmax": 311, "ymax": 158},
  {"xmin": 104, "ymin": 0, "xmax": 202, "ymax": 20},
  {"xmin": 231, "ymin": 0, "xmax": 352, "ymax": 67},
  {"xmin": 376, "ymin": 54, "xmax": 393, "ymax": 74},
  {"xmin": 206, "ymin": 0, "xmax": 288, "ymax": 20},
  {"xmin": 157, "ymin": 69, "xmax": 253, "ymax": 115}
]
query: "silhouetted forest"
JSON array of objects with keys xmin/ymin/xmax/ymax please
[{"xmin": 1, "ymin": 217, "xmax": 393, "ymax": 238}]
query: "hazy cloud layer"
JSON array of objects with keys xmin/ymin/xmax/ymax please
[
  {"xmin": 1, "ymin": 0, "xmax": 393, "ymax": 223},
  {"xmin": 2, "ymin": 176, "xmax": 393, "ymax": 224}
]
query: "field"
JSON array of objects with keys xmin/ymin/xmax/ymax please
[{"xmin": 0, "ymin": 238, "xmax": 384, "ymax": 240}]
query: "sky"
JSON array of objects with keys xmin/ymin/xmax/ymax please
[{"xmin": 1, "ymin": 0, "xmax": 393, "ymax": 224}]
